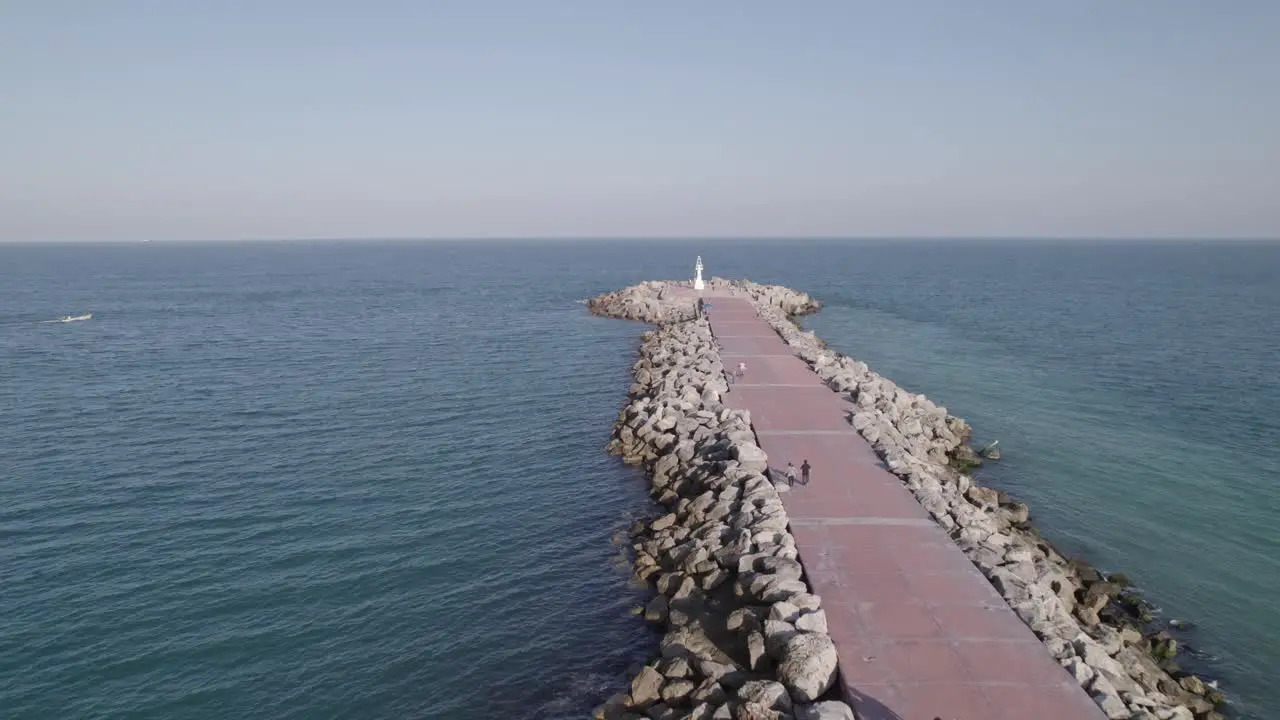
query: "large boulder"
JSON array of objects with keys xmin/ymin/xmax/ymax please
[
  {"xmin": 776, "ymin": 633, "xmax": 839, "ymax": 702},
  {"xmin": 731, "ymin": 442, "xmax": 769, "ymax": 472}
]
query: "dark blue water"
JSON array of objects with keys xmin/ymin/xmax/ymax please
[{"xmin": 2, "ymin": 240, "xmax": 1277, "ymax": 718}]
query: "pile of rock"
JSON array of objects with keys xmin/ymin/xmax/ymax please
[
  {"xmin": 593, "ymin": 300, "xmax": 854, "ymax": 719},
  {"xmin": 744, "ymin": 296, "xmax": 1226, "ymax": 720},
  {"xmin": 588, "ymin": 281, "xmax": 698, "ymax": 323},
  {"xmin": 702, "ymin": 278, "xmax": 821, "ymax": 317}
]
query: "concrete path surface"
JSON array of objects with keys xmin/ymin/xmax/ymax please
[{"xmin": 704, "ymin": 292, "xmax": 1104, "ymax": 720}]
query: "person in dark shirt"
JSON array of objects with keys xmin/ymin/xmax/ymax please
[{"xmin": 800, "ymin": 460, "xmax": 811, "ymax": 485}]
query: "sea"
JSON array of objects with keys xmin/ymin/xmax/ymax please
[{"xmin": 1, "ymin": 239, "xmax": 1276, "ymax": 719}]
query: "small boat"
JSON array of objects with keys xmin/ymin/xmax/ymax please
[{"xmin": 58, "ymin": 313, "xmax": 92, "ymax": 323}]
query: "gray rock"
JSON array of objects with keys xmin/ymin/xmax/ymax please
[
  {"xmin": 691, "ymin": 677, "xmax": 727, "ymax": 705},
  {"xmin": 746, "ymin": 630, "xmax": 769, "ymax": 671},
  {"xmin": 650, "ymin": 513, "xmax": 678, "ymax": 531},
  {"xmin": 687, "ymin": 703, "xmax": 716, "ymax": 720},
  {"xmin": 777, "ymin": 632, "xmax": 839, "ymax": 702},
  {"xmin": 794, "ymin": 700, "xmax": 856, "ymax": 720},
  {"xmin": 642, "ymin": 701, "xmax": 676, "ymax": 720},
  {"xmin": 756, "ymin": 556, "xmax": 804, "ymax": 580},
  {"xmin": 727, "ymin": 606, "xmax": 763, "ymax": 633},
  {"xmin": 594, "ymin": 691, "xmax": 630, "ymax": 720},
  {"xmin": 967, "ymin": 485, "xmax": 1001, "ymax": 508},
  {"xmin": 644, "ymin": 595, "xmax": 668, "ymax": 624},
  {"xmin": 789, "ymin": 593, "xmax": 822, "ymax": 612},
  {"xmin": 1087, "ymin": 674, "xmax": 1130, "ymax": 719},
  {"xmin": 736, "ymin": 679, "xmax": 793, "ymax": 712},
  {"xmin": 657, "ymin": 656, "xmax": 692, "ymax": 679},
  {"xmin": 734, "ymin": 702, "xmax": 781, "ymax": 720},
  {"xmin": 763, "ymin": 619, "xmax": 797, "ymax": 658},
  {"xmin": 1064, "ymin": 656, "xmax": 1095, "ymax": 685},
  {"xmin": 767, "ymin": 601, "xmax": 801, "ymax": 623},
  {"xmin": 731, "ymin": 443, "xmax": 769, "ymax": 472},
  {"xmin": 630, "ymin": 666, "xmax": 665, "ymax": 709},
  {"xmin": 794, "ymin": 609, "xmax": 828, "ymax": 634},
  {"xmin": 746, "ymin": 574, "xmax": 809, "ymax": 603},
  {"xmin": 660, "ymin": 678, "xmax": 695, "ymax": 706}
]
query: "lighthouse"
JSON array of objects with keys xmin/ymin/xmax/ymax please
[{"xmin": 693, "ymin": 256, "xmax": 705, "ymax": 291}]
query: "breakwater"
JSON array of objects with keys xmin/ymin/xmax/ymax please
[{"xmin": 590, "ymin": 278, "xmax": 1225, "ymax": 720}]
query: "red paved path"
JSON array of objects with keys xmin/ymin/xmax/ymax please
[{"xmin": 702, "ymin": 292, "xmax": 1104, "ymax": 720}]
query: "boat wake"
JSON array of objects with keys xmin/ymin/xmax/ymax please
[{"xmin": 44, "ymin": 313, "xmax": 93, "ymax": 323}]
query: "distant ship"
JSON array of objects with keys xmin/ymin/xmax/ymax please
[{"xmin": 51, "ymin": 313, "xmax": 92, "ymax": 323}]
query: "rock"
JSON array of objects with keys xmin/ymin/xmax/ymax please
[
  {"xmin": 736, "ymin": 680, "xmax": 793, "ymax": 712},
  {"xmin": 660, "ymin": 679, "xmax": 695, "ymax": 706},
  {"xmin": 687, "ymin": 704, "xmax": 716, "ymax": 720},
  {"xmin": 1179, "ymin": 675, "xmax": 1206, "ymax": 696},
  {"xmin": 727, "ymin": 607, "xmax": 763, "ymax": 634},
  {"xmin": 734, "ymin": 702, "xmax": 781, "ymax": 720},
  {"xmin": 763, "ymin": 619, "xmax": 797, "ymax": 658},
  {"xmin": 776, "ymin": 633, "xmax": 839, "ymax": 702},
  {"xmin": 645, "ymin": 595, "xmax": 669, "ymax": 624},
  {"xmin": 1003, "ymin": 501, "xmax": 1030, "ymax": 524},
  {"xmin": 662, "ymin": 626, "xmax": 729, "ymax": 664},
  {"xmin": 756, "ymin": 556, "xmax": 804, "ymax": 580},
  {"xmin": 746, "ymin": 630, "xmax": 770, "ymax": 671},
  {"xmin": 657, "ymin": 656, "xmax": 692, "ymax": 680},
  {"xmin": 642, "ymin": 701, "xmax": 675, "ymax": 720},
  {"xmin": 594, "ymin": 691, "xmax": 631, "ymax": 720},
  {"xmin": 1064, "ymin": 657, "xmax": 1095, "ymax": 685},
  {"xmin": 767, "ymin": 601, "xmax": 801, "ymax": 623},
  {"xmin": 789, "ymin": 593, "xmax": 822, "ymax": 612},
  {"xmin": 794, "ymin": 701, "xmax": 856, "ymax": 720},
  {"xmin": 650, "ymin": 513, "xmax": 677, "ymax": 532},
  {"xmin": 794, "ymin": 610, "xmax": 828, "ymax": 634},
  {"xmin": 745, "ymin": 574, "xmax": 809, "ymax": 603},
  {"xmin": 691, "ymin": 678, "xmax": 727, "ymax": 705},
  {"xmin": 630, "ymin": 666, "xmax": 665, "ymax": 709},
  {"xmin": 1087, "ymin": 674, "xmax": 1130, "ymax": 719},
  {"xmin": 731, "ymin": 443, "xmax": 769, "ymax": 472}
]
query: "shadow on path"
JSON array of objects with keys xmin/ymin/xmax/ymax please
[{"xmin": 845, "ymin": 683, "xmax": 906, "ymax": 720}]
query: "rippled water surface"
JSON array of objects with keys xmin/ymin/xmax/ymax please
[{"xmin": 2, "ymin": 240, "xmax": 1278, "ymax": 718}]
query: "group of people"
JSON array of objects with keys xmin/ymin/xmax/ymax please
[{"xmin": 783, "ymin": 460, "xmax": 812, "ymax": 486}]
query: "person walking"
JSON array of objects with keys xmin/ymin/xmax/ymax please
[
  {"xmin": 736, "ymin": 361, "xmax": 746, "ymax": 380},
  {"xmin": 784, "ymin": 462, "xmax": 798, "ymax": 485},
  {"xmin": 800, "ymin": 460, "xmax": 811, "ymax": 485}
]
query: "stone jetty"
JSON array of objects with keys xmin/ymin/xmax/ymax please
[{"xmin": 589, "ymin": 277, "xmax": 1224, "ymax": 720}]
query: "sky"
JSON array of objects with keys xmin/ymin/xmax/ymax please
[{"xmin": 1, "ymin": 1, "xmax": 1278, "ymax": 242}]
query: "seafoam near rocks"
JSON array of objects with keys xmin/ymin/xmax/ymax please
[
  {"xmin": 590, "ymin": 278, "xmax": 1225, "ymax": 720},
  {"xmin": 590, "ymin": 295, "xmax": 850, "ymax": 719}
]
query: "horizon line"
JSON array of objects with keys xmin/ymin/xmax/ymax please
[{"xmin": 3, "ymin": 235, "xmax": 1280, "ymax": 245}]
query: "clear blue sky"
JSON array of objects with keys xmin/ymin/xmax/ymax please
[{"xmin": 2, "ymin": 1, "xmax": 1278, "ymax": 241}]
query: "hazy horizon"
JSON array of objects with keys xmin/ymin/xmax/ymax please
[
  {"xmin": 6, "ymin": 236, "xmax": 1279, "ymax": 245},
  {"xmin": 4, "ymin": 1, "xmax": 1279, "ymax": 243}
]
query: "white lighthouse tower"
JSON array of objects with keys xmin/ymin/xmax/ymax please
[{"xmin": 693, "ymin": 256, "xmax": 705, "ymax": 291}]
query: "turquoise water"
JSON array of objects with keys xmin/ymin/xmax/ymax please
[{"xmin": 2, "ymin": 240, "xmax": 1277, "ymax": 718}]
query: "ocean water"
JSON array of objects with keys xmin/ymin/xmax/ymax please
[{"xmin": 2, "ymin": 240, "xmax": 1277, "ymax": 719}]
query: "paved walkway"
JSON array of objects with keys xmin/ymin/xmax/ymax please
[{"xmin": 702, "ymin": 292, "xmax": 1104, "ymax": 720}]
